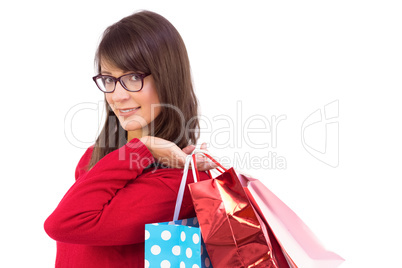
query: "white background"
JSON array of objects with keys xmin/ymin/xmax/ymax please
[{"xmin": 1, "ymin": 0, "xmax": 401, "ymax": 267}]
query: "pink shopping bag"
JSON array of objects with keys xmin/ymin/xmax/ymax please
[{"xmin": 237, "ymin": 172, "xmax": 345, "ymax": 268}]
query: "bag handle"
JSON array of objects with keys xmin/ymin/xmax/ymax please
[
  {"xmin": 173, "ymin": 154, "xmax": 195, "ymax": 221},
  {"xmin": 190, "ymin": 149, "xmax": 227, "ymax": 182},
  {"xmin": 173, "ymin": 149, "xmax": 227, "ymax": 221}
]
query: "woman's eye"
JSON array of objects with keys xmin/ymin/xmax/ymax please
[
  {"xmin": 104, "ymin": 77, "xmax": 114, "ymax": 84},
  {"xmin": 129, "ymin": 74, "xmax": 140, "ymax": 81}
]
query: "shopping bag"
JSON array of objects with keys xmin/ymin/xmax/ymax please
[
  {"xmin": 187, "ymin": 150, "xmax": 280, "ymax": 268},
  {"xmin": 144, "ymin": 154, "xmax": 212, "ymax": 268},
  {"xmin": 145, "ymin": 217, "xmax": 212, "ymax": 268},
  {"xmin": 237, "ymin": 172, "xmax": 345, "ymax": 268}
]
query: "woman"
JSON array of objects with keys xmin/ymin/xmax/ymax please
[{"xmin": 44, "ymin": 10, "xmax": 216, "ymax": 267}]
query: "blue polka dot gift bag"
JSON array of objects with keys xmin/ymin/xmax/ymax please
[
  {"xmin": 145, "ymin": 217, "xmax": 212, "ymax": 268},
  {"xmin": 144, "ymin": 154, "xmax": 213, "ymax": 268}
]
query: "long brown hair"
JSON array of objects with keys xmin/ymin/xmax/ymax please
[{"xmin": 88, "ymin": 10, "xmax": 200, "ymax": 170}]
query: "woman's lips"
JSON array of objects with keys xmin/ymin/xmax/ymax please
[{"xmin": 118, "ymin": 107, "xmax": 140, "ymax": 117}]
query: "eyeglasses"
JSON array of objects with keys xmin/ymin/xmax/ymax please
[{"xmin": 92, "ymin": 73, "xmax": 151, "ymax": 93}]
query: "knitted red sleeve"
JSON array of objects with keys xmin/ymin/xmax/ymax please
[{"xmin": 44, "ymin": 138, "xmax": 204, "ymax": 246}]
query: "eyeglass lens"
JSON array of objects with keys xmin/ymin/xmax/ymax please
[{"xmin": 96, "ymin": 74, "xmax": 143, "ymax": 92}]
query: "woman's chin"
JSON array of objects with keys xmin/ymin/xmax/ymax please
[
  {"xmin": 119, "ymin": 116, "xmax": 146, "ymax": 129},
  {"xmin": 120, "ymin": 120, "xmax": 149, "ymax": 133}
]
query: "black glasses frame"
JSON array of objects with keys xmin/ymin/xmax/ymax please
[{"xmin": 92, "ymin": 73, "xmax": 151, "ymax": 93}]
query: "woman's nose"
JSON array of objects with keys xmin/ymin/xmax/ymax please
[{"xmin": 111, "ymin": 81, "xmax": 130, "ymax": 102}]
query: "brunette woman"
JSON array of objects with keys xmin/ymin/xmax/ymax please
[{"xmin": 44, "ymin": 10, "xmax": 216, "ymax": 267}]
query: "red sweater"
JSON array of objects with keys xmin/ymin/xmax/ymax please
[{"xmin": 44, "ymin": 138, "xmax": 210, "ymax": 268}]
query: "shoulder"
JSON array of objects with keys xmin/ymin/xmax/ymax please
[{"xmin": 74, "ymin": 145, "xmax": 94, "ymax": 181}]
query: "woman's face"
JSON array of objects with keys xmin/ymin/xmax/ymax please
[{"xmin": 101, "ymin": 61, "xmax": 161, "ymax": 139}]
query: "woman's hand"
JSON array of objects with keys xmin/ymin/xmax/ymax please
[{"xmin": 139, "ymin": 136, "xmax": 218, "ymax": 171}]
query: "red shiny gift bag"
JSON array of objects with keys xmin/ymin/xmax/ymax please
[{"xmin": 188, "ymin": 150, "xmax": 283, "ymax": 268}]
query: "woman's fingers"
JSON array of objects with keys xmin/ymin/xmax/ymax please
[
  {"xmin": 182, "ymin": 145, "xmax": 196, "ymax": 154},
  {"xmin": 191, "ymin": 142, "xmax": 219, "ymax": 171},
  {"xmin": 193, "ymin": 153, "xmax": 218, "ymax": 171},
  {"xmin": 198, "ymin": 142, "xmax": 208, "ymax": 161},
  {"xmin": 200, "ymin": 142, "xmax": 207, "ymax": 150},
  {"xmin": 145, "ymin": 138, "xmax": 220, "ymax": 170},
  {"xmin": 197, "ymin": 161, "xmax": 218, "ymax": 171}
]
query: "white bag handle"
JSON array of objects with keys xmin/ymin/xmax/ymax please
[{"xmin": 173, "ymin": 149, "xmax": 214, "ymax": 221}]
